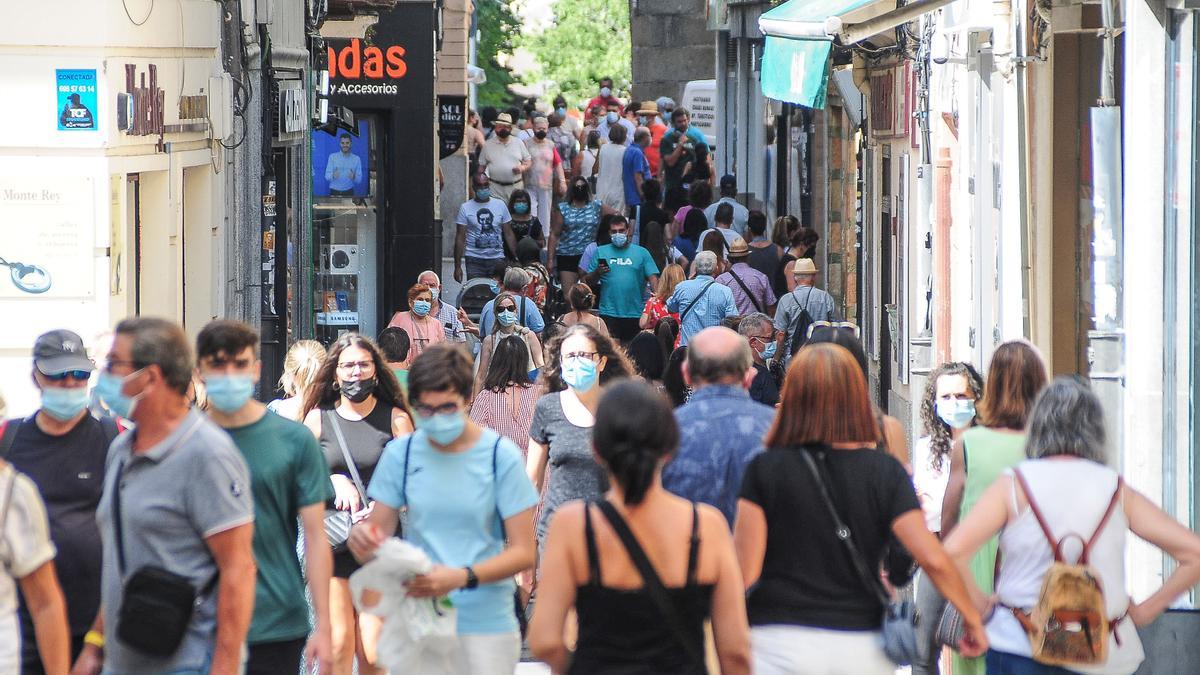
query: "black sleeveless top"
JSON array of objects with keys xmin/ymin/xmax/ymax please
[
  {"xmin": 568, "ymin": 503, "xmax": 713, "ymax": 675},
  {"xmin": 320, "ymin": 402, "xmax": 394, "ymax": 578}
]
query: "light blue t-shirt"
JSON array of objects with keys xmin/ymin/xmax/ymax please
[
  {"xmin": 367, "ymin": 428, "xmax": 538, "ymax": 634},
  {"xmin": 588, "ymin": 243, "xmax": 659, "ymax": 319},
  {"xmin": 324, "ymin": 151, "xmax": 363, "ymax": 192}
]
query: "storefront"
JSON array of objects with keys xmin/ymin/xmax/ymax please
[{"xmin": 313, "ymin": 4, "xmax": 437, "ymax": 347}]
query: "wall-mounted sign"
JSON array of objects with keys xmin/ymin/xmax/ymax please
[
  {"xmin": 277, "ymin": 80, "xmax": 307, "ymax": 140},
  {"xmin": 326, "ymin": 38, "xmax": 408, "ymax": 98},
  {"xmin": 119, "ymin": 64, "xmax": 166, "ymax": 151},
  {"xmin": 870, "ymin": 65, "xmax": 909, "ymax": 138},
  {"xmin": 438, "ymin": 95, "xmax": 466, "ymax": 159},
  {"xmin": 323, "ymin": 8, "xmax": 433, "ymax": 108},
  {"xmin": 56, "ymin": 69, "xmax": 97, "ymax": 131},
  {"xmin": 0, "ymin": 176, "xmax": 95, "ymax": 298}
]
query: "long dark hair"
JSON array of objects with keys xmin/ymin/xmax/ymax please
[
  {"xmin": 641, "ymin": 220, "xmax": 668, "ymax": 271},
  {"xmin": 594, "ymin": 380, "xmax": 679, "ymax": 505},
  {"xmin": 482, "ymin": 335, "xmax": 533, "ymax": 393},
  {"xmin": 540, "ymin": 323, "xmax": 634, "ymax": 393},
  {"xmin": 300, "ymin": 333, "xmax": 407, "ymax": 419},
  {"xmin": 681, "ymin": 209, "xmax": 707, "ymax": 243},
  {"xmin": 627, "ymin": 331, "xmax": 665, "ymax": 381},
  {"xmin": 920, "ymin": 361, "xmax": 985, "ymax": 471}
]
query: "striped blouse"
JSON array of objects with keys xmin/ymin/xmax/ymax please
[{"xmin": 469, "ymin": 383, "xmax": 544, "ymax": 454}]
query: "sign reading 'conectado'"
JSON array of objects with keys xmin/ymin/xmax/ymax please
[{"xmin": 326, "ymin": 38, "xmax": 408, "ymax": 97}]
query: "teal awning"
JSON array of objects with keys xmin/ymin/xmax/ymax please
[
  {"xmin": 758, "ymin": 0, "xmax": 877, "ymax": 109},
  {"xmin": 760, "ymin": 38, "xmax": 834, "ymax": 109},
  {"xmin": 760, "ymin": 0, "xmax": 953, "ymax": 108}
]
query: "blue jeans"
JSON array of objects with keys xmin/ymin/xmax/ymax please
[{"xmin": 986, "ymin": 650, "xmax": 1074, "ymax": 674}]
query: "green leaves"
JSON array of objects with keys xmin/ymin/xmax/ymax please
[{"xmin": 518, "ymin": 0, "xmax": 631, "ymax": 106}]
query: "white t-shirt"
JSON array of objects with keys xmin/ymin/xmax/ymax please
[
  {"xmin": 479, "ymin": 136, "xmax": 531, "ymax": 184},
  {"xmin": 698, "ymin": 227, "xmax": 740, "ymax": 257},
  {"xmin": 911, "ymin": 436, "xmax": 950, "ymax": 533},
  {"xmin": 596, "ymin": 142, "xmax": 627, "ymax": 212},
  {"xmin": 457, "ymin": 198, "xmax": 512, "ymax": 260},
  {"xmin": 0, "ymin": 464, "xmax": 56, "ymax": 671}
]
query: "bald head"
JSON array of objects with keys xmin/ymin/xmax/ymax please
[{"xmin": 685, "ymin": 327, "xmax": 754, "ymax": 388}]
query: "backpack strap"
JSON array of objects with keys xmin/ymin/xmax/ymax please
[
  {"xmin": 1013, "ymin": 468, "xmax": 1124, "ymax": 565},
  {"xmin": 1012, "ymin": 468, "xmax": 1061, "ymax": 560},
  {"xmin": 1084, "ymin": 477, "xmax": 1124, "ymax": 560},
  {"xmin": 0, "ymin": 419, "xmax": 19, "ymax": 460},
  {"xmin": 725, "ymin": 266, "xmax": 764, "ymax": 313}
]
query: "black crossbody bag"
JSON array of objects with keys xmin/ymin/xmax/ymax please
[{"xmin": 112, "ymin": 419, "xmax": 219, "ymax": 658}]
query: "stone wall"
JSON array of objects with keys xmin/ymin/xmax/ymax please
[{"xmin": 629, "ymin": 0, "xmax": 715, "ymax": 103}]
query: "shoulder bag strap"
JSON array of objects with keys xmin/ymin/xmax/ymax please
[
  {"xmin": 726, "ymin": 267, "xmax": 764, "ymax": 313},
  {"xmin": 595, "ymin": 500, "xmax": 708, "ymax": 669},
  {"xmin": 327, "ymin": 411, "xmax": 368, "ymax": 499},
  {"xmin": 1012, "ymin": 468, "xmax": 1062, "ymax": 561},
  {"xmin": 492, "ymin": 436, "xmax": 507, "ymax": 539},
  {"xmin": 798, "ymin": 448, "xmax": 891, "ymax": 606},
  {"xmin": 400, "ymin": 436, "xmax": 415, "ymax": 506},
  {"xmin": 680, "ymin": 280, "xmax": 717, "ymax": 322},
  {"xmin": 0, "ymin": 469, "xmax": 18, "ymax": 568},
  {"xmin": 111, "ymin": 459, "xmax": 128, "ymax": 577}
]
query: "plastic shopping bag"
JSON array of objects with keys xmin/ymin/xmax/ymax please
[{"xmin": 349, "ymin": 538, "xmax": 458, "ymax": 672}]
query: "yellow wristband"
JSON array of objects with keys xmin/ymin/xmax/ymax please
[{"xmin": 84, "ymin": 630, "xmax": 104, "ymax": 649}]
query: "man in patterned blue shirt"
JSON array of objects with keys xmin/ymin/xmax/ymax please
[{"xmin": 661, "ymin": 327, "xmax": 775, "ymax": 525}]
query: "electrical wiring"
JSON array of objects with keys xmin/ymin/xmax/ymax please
[{"xmin": 122, "ymin": 0, "xmax": 155, "ymax": 26}]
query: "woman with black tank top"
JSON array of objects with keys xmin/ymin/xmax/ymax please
[
  {"xmin": 529, "ymin": 380, "xmax": 751, "ymax": 674},
  {"xmin": 302, "ymin": 333, "xmax": 412, "ymax": 675}
]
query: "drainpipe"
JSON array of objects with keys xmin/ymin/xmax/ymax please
[{"xmin": 933, "ymin": 147, "xmax": 952, "ymax": 363}]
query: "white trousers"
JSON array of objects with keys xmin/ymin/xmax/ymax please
[
  {"xmin": 529, "ymin": 186, "xmax": 553, "ymax": 236},
  {"xmin": 751, "ymin": 625, "xmax": 895, "ymax": 675},
  {"xmin": 452, "ymin": 631, "xmax": 522, "ymax": 675}
]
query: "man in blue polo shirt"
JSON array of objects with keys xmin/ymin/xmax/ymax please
[
  {"xmin": 586, "ymin": 215, "xmax": 659, "ymax": 343},
  {"xmin": 622, "ymin": 128, "xmax": 652, "ymax": 225}
]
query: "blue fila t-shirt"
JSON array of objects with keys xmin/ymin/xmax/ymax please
[{"xmin": 588, "ymin": 243, "xmax": 660, "ymax": 318}]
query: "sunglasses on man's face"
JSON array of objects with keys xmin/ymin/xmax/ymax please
[{"xmin": 44, "ymin": 369, "xmax": 92, "ymax": 381}]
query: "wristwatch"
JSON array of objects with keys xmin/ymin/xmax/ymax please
[{"xmin": 464, "ymin": 566, "xmax": 479, "ymax": 590}]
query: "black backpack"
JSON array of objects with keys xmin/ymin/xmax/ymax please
[{"xmin": 787, "ymin": 286, "xmax": 817, "ymax": 357}]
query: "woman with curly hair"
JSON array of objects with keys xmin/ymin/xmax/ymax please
[
  {"xmin": 526, "ymin": 323, "xmax": 634, "ymax": 548},
  {"xmin": 915, "ymin": 362, "xmax": 985, "ymax": 537},
  {"xmin": 301, "ymin": 333, "xmax": 412, "ymax": 675}
]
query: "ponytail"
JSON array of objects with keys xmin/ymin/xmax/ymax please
[{"xmin": 593, "ymin": 380, "xmax": 679, "ymax": 505}]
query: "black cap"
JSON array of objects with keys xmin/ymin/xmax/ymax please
[
  {"xmin": 33, "ymin": 329, "xmax": 94, "ymax": 375},
  {"xmin": 719, "ymin": 174, "xmax": 737, "ymax": 190}
]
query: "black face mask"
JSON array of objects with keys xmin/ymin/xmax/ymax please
[
  {"xmin": 339, "ymin": 378, "xmax": 377, "ymax": 403},
  {"xmin": 572, "ymin": 184, "xmax": 589, "ymax": 199},
  {"xmin": 496, "ymin": 128, "xmax": 511, "ymax": 139},
  {"xmin": 534, "ymin": 130, "xmax": 547, "ymax": 140}
]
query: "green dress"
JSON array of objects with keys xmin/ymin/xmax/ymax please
[{"xmin": 952, "ymin": 426, "xmax": 1027, "ymax": 675}]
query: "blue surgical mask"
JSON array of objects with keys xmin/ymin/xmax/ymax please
[
  {"xmin": 204, "ymin": 374, "xmax": 255, "ymax": 413},
  {"xmin": 489, "ymin": 281, "xmax": 501, "ymax": 295},
  {"xmin": 610, "ymin": 233, "xmax": 629, "ymax": 248},
  {"xmin": 606, "ymin": 111, "xmax": 619, "ymax": 124},
  {"xmin": 41, "ymin": 386, "xmax": 90, "ymax": 421},
  {"xmin": 561, "ymin": 356, "xmax": 599, "ymax": 392},
  {"xmin": 413, "ymin": 300, "xmax": 432, "ymax": 317},
  {"xmin": 475, "ymin": 188, "xmax": 491, "ymax": 201},
  {"xmin": 95, "ymin": 370, "xmax": 142, "ymax": 419},
  {"xmin": 936, "ymin": 399, "xmax": 977, "ymax": 430},
  {"xmin": 600, "ymin": 86, "xmax": 612, "ymax": 97},
  {"xmin": 514, "ymin": 202, "xmax": 530, "ymax": 215},
  {"xmin": 759, "ymin": 341, "xmax": 777, "ymax": 362},
  {"xmin": 556, "ymin": 107, "xmax": 567, "ymax": 117},
  {"xmin": 418, "ymin": 411, "xmax": 466, "ymax": 446},
  {"xmin": 428, "ymin": 286, "xmax": 440, "ymax": 302},
  {"xmin": 497, "ymin": 309, "xmax": 519, "ymax": 327}
]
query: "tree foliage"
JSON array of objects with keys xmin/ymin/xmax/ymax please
[
  {"xmin": 475, "ymin": 0, "xmax": 522, "ymax": 108},
  {"xmin": 517, "ymin": 0, "xmax": 632, "ymax": 106}
]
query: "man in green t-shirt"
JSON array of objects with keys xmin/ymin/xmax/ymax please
[
  {"xmin": 586, "ymin": 214, "xmax": 660, "ymax": 343},
  {"xmin": 659, "ymin": 106, "xmax": 711, "ymax": 193},
  {"xmin": 195, "ymin": 320, "xmax": 334, "ymax": 674}
]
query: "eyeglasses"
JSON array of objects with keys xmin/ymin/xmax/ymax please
[
  {"xmin": 44, "ymin": 369, "xmax": 92, "ymax": 381},
  {"xmin": 337, "ymin": 361, "xmax": 374, "ymax": 372},
  {"xmin": 806, "ymin": 321, "xmax": 861, "ymax": 339},
  {"xmin": 413, "ymin": 402, "xmax": 462, "ymax": 417},
  {"xmin": 562, "ymin": 351, "xmax": 600, "ymax": 361},
  {"xmin": 103, "ymin": 359, "xmax": 142, "ymax": 374},
  {"xmin": 747, "ymin": 334, "xmax": 773, "ymax": 344}
]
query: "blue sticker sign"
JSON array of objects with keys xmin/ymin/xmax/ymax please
[{"xmin": 56, "ymin": 69, "xmax": 97, "ymax": 131}]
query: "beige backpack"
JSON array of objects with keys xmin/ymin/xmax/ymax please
[{"xmin": 1008, "ymin": 468, "xmax": 1126, "ymax": 667}]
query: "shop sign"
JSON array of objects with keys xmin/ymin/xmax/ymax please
[
  {"xmin": 438, "ymin": 95, "xmax": 466, "ymax": 159},
  {"xmin": 277, "ymin": 81, "xmax": 307, "ymax": 139},
  {"xmin": 326, "ymin": 38, "xmax": 409, "ymax": 98},
  {"xmin": 323, "ymin": 6, "xmax": 433, "ymax": 107},
  {"xmin": 56, "ymin": 69, "xmax": 97, "ymax": 131},
  {"xmin": 118, "ymin": 64, "xmax": 166, "ymax": 150},
  {"xmin": 0, "ymin": 176, "xmax": 95, "ymax": 298},
  {"xmin": 870, "ymin": 64, "xmax": 909, "ymax": 138}
]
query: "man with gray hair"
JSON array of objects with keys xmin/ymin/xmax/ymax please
[
  {"xmin": 479, "ymin": 266, "xmax": 545, "ymax": 337},
  {"xmin": 666, "ymin": 251, "xmax": 739, "ymax": 346},
  {"xmin": 661, "ymin": 327, "xmax": 774, "ymax": 525},
  {"xmin": 81, "ymin": 317, "xmax": 255, "ymax": 674},
  {"xmin": 416, "ymin": 269, "xmax": 472, "ymax": 341},
  {"xmin": 738, "ymin": 312, "xmax": 781, "ymax": 406}
]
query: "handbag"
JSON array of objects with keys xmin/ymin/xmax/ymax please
[
  {"xmin": 324, "ymin": 411, "xmax": 370, "ymax": 552},
  {"xmin": 799, "ymin": 447, "xmax": 919, "ymax": 666},
  {"xmin": 112, "ymin": 419, "xmax": 218, "ymax": 657}
]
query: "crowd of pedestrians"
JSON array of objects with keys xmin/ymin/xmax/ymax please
[{"xmin": 2, "ymin": 77, "xmax": 1200, "ymax": 675}]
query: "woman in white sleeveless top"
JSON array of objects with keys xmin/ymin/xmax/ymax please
[{"xmin": 944, "ymin": 377, "xmax": 1200, "ymax": 674}]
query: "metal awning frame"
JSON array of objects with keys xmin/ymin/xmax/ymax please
[{"xmin": 760, "ymin": 0, "xmax": 958, "ymax": 45}]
